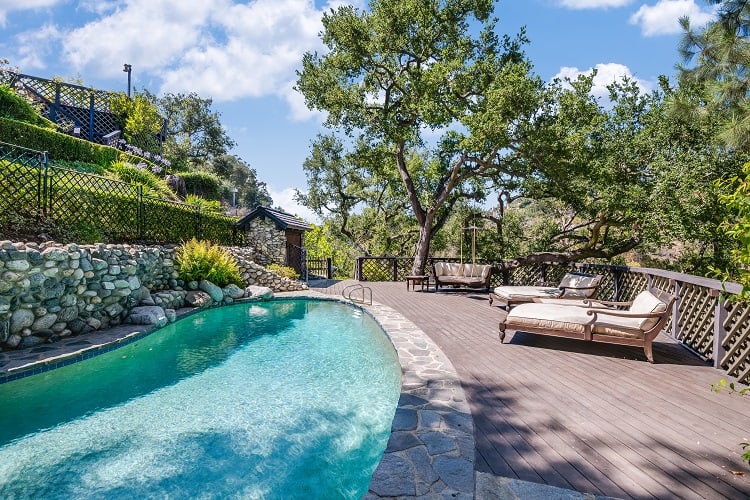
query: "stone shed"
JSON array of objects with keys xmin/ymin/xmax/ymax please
[{"xmin": 235, "ymin": 206, "xmax": 311, "ymax": 274}]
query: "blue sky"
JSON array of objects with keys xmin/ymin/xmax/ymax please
[{"xmin": 1, "ymin": 0, "xmax": 716, "ymax": 221}]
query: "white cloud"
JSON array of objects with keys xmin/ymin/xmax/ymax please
[
  {"xmin": 53, "ymin": 0, "xmax": 340, "ymax": 123},
  {"xmin": 630, "ymin": 0, "xmax": 715, "ymax": 36},
  {"xmin": 14, "ymin": 24, "xmax": 63, "ymax": 70},
  {"xmin": 557, "ymin": 0, "xmax": 632, "ymax": 8},
  {"xmin": 0, "ymin": 0, "xmax": 62, "ymax": 27},
  {"xmin": 268, "ymin": 186, "xmax": 320, "ymax": 224},
  {"xmin": 553, "ymin": 62, "xmax": 653, "ymax": 101}
]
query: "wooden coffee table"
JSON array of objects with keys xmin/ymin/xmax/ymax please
[{"xmin": 406, "ymin": 275, "xmax": 430, "ymax": 291}]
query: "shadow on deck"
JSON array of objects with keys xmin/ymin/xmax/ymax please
[{"xmin": 318, "ymin": 280, "xmax": 750, "ymax": 499}]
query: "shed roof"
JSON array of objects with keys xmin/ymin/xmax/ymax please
[{"xmin": 235, "ymin": 206, "xmax": 312, "ymax": 232}]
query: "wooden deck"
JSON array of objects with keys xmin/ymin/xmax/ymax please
[{"xmin": 314, "ymin": 280, "xmax": 750, "ymax": 499}]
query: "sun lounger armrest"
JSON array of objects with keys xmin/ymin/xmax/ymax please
[
  {"xmin": 581, "ymin": 298, "xmax": 633, "ymax": 308},
  {"xmin": 587, "ymin": 309, "xmax": 665, "ymax": 320}
]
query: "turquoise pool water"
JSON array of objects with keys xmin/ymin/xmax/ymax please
[{"xmin": 0, "ymin": 300, "xmax": 401, "ymax": 499}]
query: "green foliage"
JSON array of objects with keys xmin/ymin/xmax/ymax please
[
  {"xmin": 109, "ymin": 91, "xmax": 163, "ymax": 151},
  {"xmin": 717, "ymin": 161, "xmax": 750, "ymax": 298},
  {"xmin": 297, "ymin": 0, "xmax": 535, "ymax": 273},
  {"xmin": 109, "ymin": 161, "xmax": 176, "ymax": 200},
  {"xmin": 49, "ymin": 159, "xmax": 106, "ymax": 175},
  {"xmin": 180, "ymin": 170, "xmax": 222, "ymax": 200},
  {"xmin": 0, "ymin": 117, "xmax": 119, "ymax": 165},
  {"xmin": 211, "ymin": 155, "xmax": 272, "ymax": 209},
  {"xmin": 267, "ymin": 263, "xmax": 300, "ymax": 280},
  {"xmin": 185, "ymin": 194, "xmax": 223, "ymax": 213},
  {"xmin": 711, "ymin": 378, "xmax": 750, "ymax": 465},
  {"xmin": 158, "ymin": 92, "xmax": 236, "ymax": 169},
  {"xmin": 176, "ymin": 238, "xmax": 244, "ymax": 287},
  {"xmin": 0, "ymin": 85, "xmax": 55, "ymax": 128},
  {"xmin": 305, "ymin": 222, "xmax": 357, "ymax": 278},
  {"xmin": 678, "ymin": 1, "xmax": 750, "ymax": 150}
]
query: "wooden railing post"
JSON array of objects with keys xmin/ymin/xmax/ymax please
[
  {"xmin": 326, "ymin": 257, "xmax": 332, "ymax": 279},
  {"xmin": 355, "ymin": 257, "xmax": 363, "ymax": 281},
  {"xmin": 612, "ymin": 269, "xmax": 622, "ymax": 302},
  {"xmin": 393, "ymin": 258, "xmax": 398, "ymax": 281},
  {"xmin": 711, "ymin": 289, "xmax": 728, "ymax": 369},
  {"xmin": 671, "ymin": 281, "xmax": 682, "ymax": 340}
]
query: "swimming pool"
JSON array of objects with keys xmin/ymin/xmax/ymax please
[{"xmin": 0, "ymin": 299, "xmax": 402, "ymax": 498}]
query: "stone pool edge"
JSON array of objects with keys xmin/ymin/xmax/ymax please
[{"xmin": 280, "ymin": 291, "xmax": 475, "ymax": 499}]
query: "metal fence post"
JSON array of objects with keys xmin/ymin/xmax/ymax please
[
  {"xmin": 137, "ymin": 185, "xmax": 143, "ymax": 240},
  {"xmin": 88, "ymin": 94, "xmax": 95, "ymax": 142},
  {"xmin": 40, "ymin": 151, "xmax": 49, "ymax": 216},
  {"xmin": 326, "ymin": 257, "xmax": 332, "ymax": 279}
]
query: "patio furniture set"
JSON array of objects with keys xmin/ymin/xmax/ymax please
[{"xmin": 413, "ymin": 265, "xmax": 676, "ymax": 363}]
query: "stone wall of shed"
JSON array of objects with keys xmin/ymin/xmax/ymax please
[{"xmin": 241, "ymin": 218, "xmax": 286, "ymax": 266}]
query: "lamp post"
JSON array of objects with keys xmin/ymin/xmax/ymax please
[{"xmin": 122, "ymin": 64, "xmax": 132, "ymax": 98}]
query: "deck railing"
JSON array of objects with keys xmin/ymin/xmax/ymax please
[
  {"xmin": 355, "ymin": 256, "xmax": 750, "ymax": 384},
  {"xmin": 307, "ymin": 257, "xmax": 333, "ymax": 279}
]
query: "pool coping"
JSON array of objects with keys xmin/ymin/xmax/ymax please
[
  {"xmin": 0, "ymin": 292, "xmax": 475, "ymax": 499},
  {"xmin": 282, "ymin": 291, "xmax": 475, "ymax": 499}
]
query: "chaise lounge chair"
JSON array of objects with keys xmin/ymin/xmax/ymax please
[
  {"xmin": 489, "ymin": 272, "xmax": 603, "ymax": 309},
  {"xmin": 499, "ymin": 286, "xmax": 677, "ymax": 363}
]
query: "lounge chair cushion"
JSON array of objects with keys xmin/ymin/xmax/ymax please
[
  {"xmin": 507, "ymin": 303, "xmax": 645, "ymax": 339},
  {"xmin": 558, "ymin": 273, "xmax": 603, "ymax": 298},
  {"xmin": 629, "ymin": 290, "xmax": 668, "ymax": 330}
]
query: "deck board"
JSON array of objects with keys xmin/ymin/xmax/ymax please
[{"xmin": 314, "ymin": 280, "xmax": 750, "ymax": 499}]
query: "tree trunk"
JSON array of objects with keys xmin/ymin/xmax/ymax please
[{"xmin": 412, "ymin": 214, "xmax": 435, "ymax": 275}]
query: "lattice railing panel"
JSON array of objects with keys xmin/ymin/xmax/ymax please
[
  {"xmin": 509, "ymin": 264, "xmax": 544, "ymax": 286},
  {"xmin": 616, "ymin": 271, "xmax": 649, "ymax": 303},
  {"xmin": 675, "ymin": 283, "xmax": 715, "ymax": 357},
  {"xmin": 722, "ymin": 300, "xmax": 750, "ymax": 384},
  {"xmin": 0, "ymin": 143, "xmax": 45, "ymax": 214},
  {"xmin": 359, "ymin": 258, "xmax": 398, "ymax": 281},
  {"xmin": 395, "ymin": 258, "xmax": 414, "ymax": 281},
  {"xmin": 11, "ymin": 74, "xmax": 123, "ymax": 140},
  {"xmin": 48, "ymin": 167, "xmax": 139, "ymax": 242},
  {"xmin": 650, "ymin": 275, "xmax": 676, "ymax": 333}
]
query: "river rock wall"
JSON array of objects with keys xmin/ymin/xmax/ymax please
[{"xmin": 0, "ymin": 241, "xmax": 308, "ymax": 351}]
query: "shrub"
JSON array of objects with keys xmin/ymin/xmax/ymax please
[
  {"xmin": 180, "ymin": 171, "xmax": 222, "ymax": 200},
  {"xmin": 267, "ymin": 263, "xmax": 299, "ymax": 280},
  {"xmin": 0, "ymin": 85, "xmax": 56, "ymax": 128},
  {"xmin": 176, "ymin": 238, "xmax": 244, "ymax": 287},
  {"xmin": 109, "ymin": 161, "xmax": 176, "ymax": 200},
  {"xmin": 185, "ymin": 194, "xmax": 223, "ymax": 213}
]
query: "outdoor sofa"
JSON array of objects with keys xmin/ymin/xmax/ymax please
[
  {"xmin": 499, "ymin": 286, "xmax": 677, "ymax": 363},
  {"xmin": 489, "ymin": 272, "xmax": 603, "ymax": 309},
  {"xmin": 432, "ymin": 262, "xmax": 493, "ymax": 291}
]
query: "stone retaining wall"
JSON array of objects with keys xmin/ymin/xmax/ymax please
[
  {"xmin": 228, "ymin": 247, "xmax": 307, "ymax": 292},
  {"xmin": 0, "ymin": 241, "xmax": 307, "ymax": 351}
]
